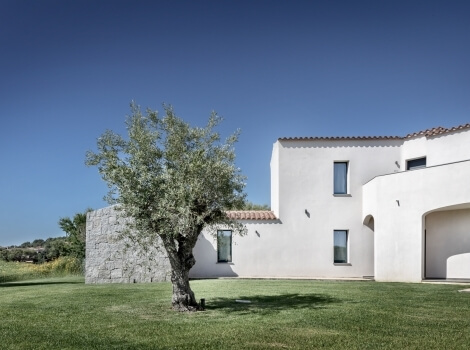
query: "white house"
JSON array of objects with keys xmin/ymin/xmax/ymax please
[
  {"xmin": 189, "ymin": 124, "xmax": 470, "ymax": 282},
  {"xmin": 86, "ymin": 123, "xmax": 470, "ymax": 283}
]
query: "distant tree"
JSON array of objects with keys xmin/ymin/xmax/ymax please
[
  {"xmin": 32, "ymin": 239, "xmax": 45, "ymax": 247},
  {"xmin": 58, "ymin": 209, "xmax": 92, "ymax": 259},
  {"xmin": 0, "ymin": 248, "xmax": 8, "ymax": 261},
  {"xmin": 242, "ymin": 201, "xmax": 270, "ymax": 210},
  {"xmin": 36, "ymin": 249, "xmax": 47, "ymax": 264},
  {"xmin": 44, "ymin": 237, "xmax": 70, "ymax": 261},
  {"xmin": 86, "ymin": 103, "xmax": 246, "ymax": 311},
  {"xmin": 19, "ymin": 241, "xmax": 32, "ymax": 248},
  {"xmin": 3, "ymin": 248, "xmax": 26, "ymax": 262}
]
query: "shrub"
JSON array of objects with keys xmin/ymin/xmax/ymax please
[
  {"xmin": 0, "ymin": 257, "xmax": 83, "ymax": 283},
  {"xmin": 26, "ymin": 256, "xmax": 83, "ymax": 276}
]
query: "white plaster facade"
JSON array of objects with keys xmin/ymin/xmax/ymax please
[{"xmin": 190, "ymin": 124, "xmax": 470, "ymax": 282}]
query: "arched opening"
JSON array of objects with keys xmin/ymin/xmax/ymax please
[
  {"xmin": 424, "ymin": 206, "xmax": 470, "ymax": 280},
  {"xmin": 363, "ymin": 214, "xmax": 375, "ymax": 231},
  {"xmin": 362, "ymin": 214, "xmax": 375, "ymax": 278}
]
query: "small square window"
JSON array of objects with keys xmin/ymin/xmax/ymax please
[
  {"xmin": 217, "ymin": 230, "xmax": 232, "ymax": 262},
  {"xmin": 334, "ymin": 230, "xmax": 348, "ymax": 263},
  {"xmin": 406, "ymin": 157, "xmax": 426, "ymax": 170},
  {"xmin": 334, "ymin": 162, "xmax": 348, "ymax": 194}
]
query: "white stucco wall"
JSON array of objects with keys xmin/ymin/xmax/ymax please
[
  {"xmin": 193, "ymin": 134, "xmax": 470, "ymax": 281},
  {"xmin": 191, "ymin": 138, "xmax": 404, "ymax": 279},
  {"xmin": 190, "ymin": 221, "xmax": 286, "ymax": 278},
  {"xmin": 426, "ymin": 129, "xmax": 470, "ymax": 166},
  {"xmin": 363, "ymin": 160, "xmax": 470, "ymax": 282},
  {"xmin": 400, "ymin": 137, "xmax": 427, "ymax": 169},
  {"xmin": 400, "ymin": 129, "xmax": 470, "ymax": 169},
  {"xmin": 275, "ymin": 139, "xmax": 402, "ymax": 278},
  {"xmin": 425, "ymin": 209, "xmax": 470, "ymax": 279},
  {"xmin": 190, "ymin": 219, "xmax": 376, "ymax": 279},
  {"xmin": 270, "ymin": 141, "xmax": 280, "ymax": 217}
]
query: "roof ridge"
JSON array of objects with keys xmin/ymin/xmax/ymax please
[
  {"xmin": 405, "ymin": 123, "xmax": 470, "ymax": 138},
  {"xmin": 279, "ymin": 135, "xmax": 402, "ymax": 141},
  {"xmin": 278, "ymin": 123, "xmax": 470, "ymax": 141},
  {"xmin": 226, "ymin": 210, "xmax": 274, "ymax": 212}
]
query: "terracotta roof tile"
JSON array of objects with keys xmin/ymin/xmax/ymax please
[
  {"xmin": 278, "ymin": 123, "xmax": 470, "ymax": 141},
  {"xmin": 405, "ymin": 123, "xmax": 470, "ymax": 138},
  {"xmin": 278, "ymin": 136, "xmax": 401, "ymax": 141},
  {"xmin": 226, "ymin": 210, "xmax": 277, "ymax": 220}
]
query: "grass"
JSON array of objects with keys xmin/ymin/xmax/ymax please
[
  {"xmin": 0, "ymin": 258, "xmax": 82, "ymax": 283},
  {"xmin": 0, "ymin": 277, "xmax": 469, "ymax": 349}
]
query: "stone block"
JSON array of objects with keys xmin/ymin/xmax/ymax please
[
  {"xmin": 110, "ymin": 269, "xmax": 122, "ymax": 279},
  {"xmin": 86, "ymin": 206, "xmax": 171, "ymax": 284}
]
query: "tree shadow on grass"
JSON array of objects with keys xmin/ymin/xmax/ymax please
[
  {"xmin": 206, "ymin": 293, "xmax": 338, "ymax": 315},
  {"xmin": 0, "ymin": 280, "xmax": 83, "ymax": 288}
]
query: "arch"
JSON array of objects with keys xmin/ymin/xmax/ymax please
[
  {"xmin": 423, "ymin": 205, "xmax": 470, "ymax": 280},
  {"xmin": 363, "ymin": 214, "xmax": 375, "ymax": 231}
]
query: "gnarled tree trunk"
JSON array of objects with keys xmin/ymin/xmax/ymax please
[
  {"xmin": 169, "ymin": 263, "xmax": 199, "ymax": 311},
  {"xmin": 163, "ymin": 233, "xmax": 202, "ymax": 311}
]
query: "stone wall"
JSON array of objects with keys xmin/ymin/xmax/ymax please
[{"xmin": 85, "ymin": 206, "xmax": 171, "ymax": 284}]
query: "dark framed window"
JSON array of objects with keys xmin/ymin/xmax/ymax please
[
  {"xmin": 406, "ymin": 157, "xmax": 426, "ymax": 170},
  {"xmin": 334, "ymin": 230, "xmax": 348, "ymax": 263},
  {"xmin": 217, "ymin": 230, "xmax": 232, "ymax": 262},
  {"xmin": 334, "ymin": 162, "xmax": 348, "ymax": 194}
]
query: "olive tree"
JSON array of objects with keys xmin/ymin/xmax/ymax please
[{"xmin": 86, "ymin": 103, "xmax": 246, "ymax": 311}]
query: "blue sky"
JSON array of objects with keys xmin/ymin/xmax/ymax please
[{"xmin": 1, "ymin": 0, "xmax": 469, "ymax": 246}]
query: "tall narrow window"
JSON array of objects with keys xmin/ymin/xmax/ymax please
[
  {"xmin": 406, "ymin": 157, "xmax": 426, "ymax": 170},
  {"xmin": 334, "ymin": 230, "xmax": 348, "ymax": 263},
  {"xmin": 217, "ymin": 230, "xmax": 232, "ymax": 262},
  {"xmin": 334, "ymin": 162, "xmax": 348, "ymax": 194}
]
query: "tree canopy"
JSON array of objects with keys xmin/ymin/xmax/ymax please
[
  {"xmin": 86, "ymin": 103, "xmax": 246, "ymax": 311},
  {"xmin": 58, "ymin": 208, "xmax": 92, "ymax": 260}
]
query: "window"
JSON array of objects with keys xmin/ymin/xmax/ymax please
[
  {"xmin": 334, "ymin": 162, "xmax": 348, "ymax": 194},
  {"xmin": 334, "ymin": 230, "xmax": 348, "ymax": 263},
  {"xmin": 217, "ymin": 230, "xmax": 232, "ymax": 262},
  {"xmin": 406, "ymin": 157, "xmax": 426, "ymax": 170}
]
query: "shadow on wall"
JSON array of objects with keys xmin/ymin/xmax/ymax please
[
  {"xmin": 446, "ymin": 253, "xmax": 470, "ymax": 279},
  {"xmin": 190, "ymin": 233, "xmax": 238, "ymax": 278},
  {"xmin": 425, "ymin": 208, "xmax": 470, "ymax": 279}
]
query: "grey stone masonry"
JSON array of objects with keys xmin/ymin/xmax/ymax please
[{"xmin": 85, "ymin": 206, "xmax": 171, "ymax": 284}]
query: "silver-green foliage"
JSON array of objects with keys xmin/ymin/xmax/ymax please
[{"xmin": 86, "ymin": 103, "xmax": 246, "ymax": 310}]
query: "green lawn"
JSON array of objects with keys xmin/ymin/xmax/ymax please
[{"xmin": 1, "ymin": 277, "xmax": 469, "ymax": 349}]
